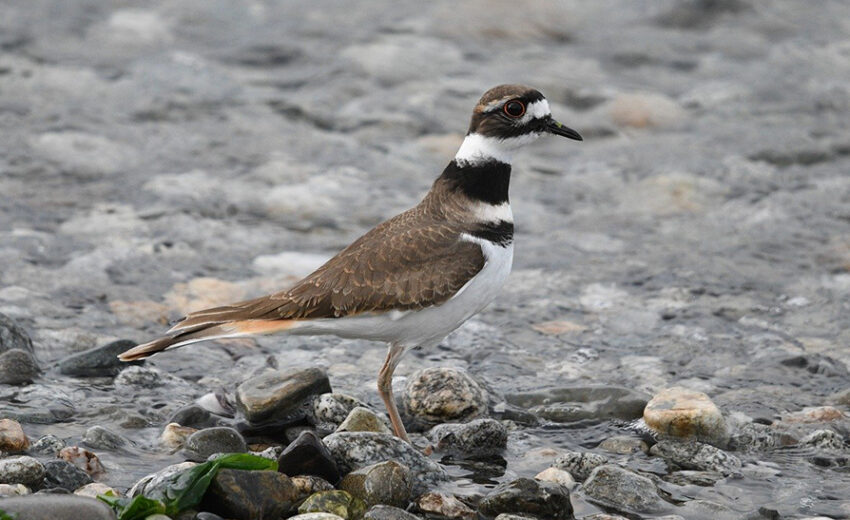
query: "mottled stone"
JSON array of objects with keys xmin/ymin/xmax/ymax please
[
  {"xmin": 781, "ymin": 406, "xmax": 846, "ymax": 424},
  {"xmin": 507, "ymin": 386, "xmax": 649, "ymax": 423},
  {"xmin": 644, "ymin": 387, "xmax": 728, "ymax": 445},
  {"xmin": 416, "ymin": 492, "xmax": 475, "ymax": 519},
  {"xmin": 664, "ymin": 470, "xmax": 724, "ymax": 487},
  {"xmin": 583, "ymin": 464, "xmax": 664, "ymax": 513},
  {"xmin": 201, "ymin": 468, "xmax": 299, "ymax": 520},
  {"xmin": 29, "ymin": 434, "xmax": 66, "ymax": 456},
  {"xmin": 289, "ymin": 514, "xmax": 345, "ymax": 520},
  {"xmin": 0, "ymin": 495, "xmax": 116, "ymax": 520},
  {"xmin": 298, "ymin": 490, "xmax": 367, "ymax": 520},
  {"xmin": 168, "ymin": 404, "xmax": 227, "ymax": 429},
  {"xmin": 0, "ymin": 418, "xmax": 30, "ymax": 452},
  {"xmin": 336, "ymin": 407, "xmax": 392, "ymax": 434},
  {"xmin": 58, "ymin": 446, "xmax": 106, "ymax": 477},
  {"xmin": 0, "ymin": 349, "xmax": 40, "ymax": 385},
  {"xmin": 339, "ymin": 460, "xmax": 411, "ymax": 508},
  {"xmin": 311, "ymin": 393, "xmax": 369, "ymax": 429},
  {"xmin": 478, "ymin": 478, "xmax": 573, "ymax": 519},
  {"xmin": 534, "ymin": 467, "xmax": 576, "ymax": 489},
  {"xmin": 82, "ymin": 425, "xmax": 128, "ymax": 450},
  {"xmin": 800, "ymin": 429, "xmax": 846, "ymax": 451},
  {"xmin": 183, "ymin": 426, "xmax": 247, "ymax": 462},
  {"xmin": 598, "ymin": 435, "xmax": 649, "ymax": 455},
  {"xmin": 236, "ymin": 367, "xmax": 331, "ymax": 424},
  {"xmin": 650, "ymin": 440, "xmax": 742, "ymax": 475},
  {"xmin": 42, "ymin": 459, "xmax": 93, "ymax": 491},
  {"xmin": 0, "ymin": 456, "xmax": 45, "ymax": 486},
  {"xmin": 364, "ymin": 504, "xmax": 423, "ymax": 520},
  {"xmin": 427, "ymin": 418, "xmax": 507, "ymax": 457},
  {"xmin": 292, "ymin": 474, "xmax": 336, "ymax": 502},
  {"xmin": 0, "ymin": 483, "xmax": 30, "ymax": 496},
  {"xmin": 0, "ymin": 313, "xmax": 34, "ymax": 354},
  {"xmin": 160, "ymin": 422, "xmax": 198, "ymax": 451},
  {"xmin": 553, "ymin": 451, "xmax": 608, "ymax": 482},
  {"xmin": 403, "ymin": 368, "xmax": 488, "ymax": 425},
  {"xmin": 278, "ymin": 430, "xmax": 340, "ymax": 484},
  {"xmin": 114, "ymin": 366, "xmax": 164, "ymax": 389},
  {"xmin": 729, "ymin": 422, "xmax": 797, "ymax": 451},
  {"xmin": 58, "ymin": 339, "xmax": 139, "ymax": 377}
]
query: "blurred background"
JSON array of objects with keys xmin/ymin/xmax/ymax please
[{"xmin": 1, "ymin": 0, "xmax": 850, "ymax": 517}]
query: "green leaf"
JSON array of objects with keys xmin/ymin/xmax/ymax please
[
  {"xmin": 215, "ymin": 452, "xmax": 278, "ymax": 471},
  {"xmin": 0, "ymin": 508, "xmax": 18, "ymax": 520},
  {"xmin": 97, "ymin": 494, "xmax": 166, "ymax": 520}
]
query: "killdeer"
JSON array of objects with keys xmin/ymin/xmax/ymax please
[{"xmin": 120, "ymin": 84, "xmax": 582, "ymax": 441}]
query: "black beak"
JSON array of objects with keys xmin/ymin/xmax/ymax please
[{"xmin": 546, "ymin": 119, "xmax": 583, "ymax": 141}]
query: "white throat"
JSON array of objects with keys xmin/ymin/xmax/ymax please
[{"xmin": 454, "ymin": 132, "xmax": 544, "ymax": 166}]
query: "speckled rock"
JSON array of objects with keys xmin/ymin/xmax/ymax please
[
  {"xmin": 583, "ymin": 464, "xmax": 665, "ymax": 513},
  {"xmin": 0, "ymin": 483, "xmax": 30, "ymax": 496},
  {"xmin": 650, "ymin": 440, "xmax": 742, "ymax": 476},
  {"xmin": 416, "ymin": 492, "xmax": 475, "ymax": 519},
  {"xmin": 310, "ymin": 393, "xmax": 369, "ymax": 429},
  {"xmin": 427, "ymin": 418, "xmax": 507, "ymax": 457},
  {"xmin": 339, "ymin": 460, "xmax": 411, "ymax": 508},
  {"xmin": 182, "ymin": 426, "xmax": 247, "ymax": 462},
  {"xmin": 478, "ymin": 477, "xmax": 572, "ymax": 520},
  {"xmin": 507, "ymin": 386, "xmax": 649, "ymax": 423},
  {"xmin": 114, "ymin": 366, "xmax": 165, "ymax": 389},
  {"xmin": 598, "ymin": 435, "xmax": 649, "ymax": 455},
  {"xmin": 0, "ymin": 313, "xmax": 34, "ymax": 354},
  {"xmin": 800, "ymin": 429, "xmax": 846, "ymax": 451},
  {"xmin": 42, "ymin": 459, "xmax": 93, "ymax": 491},
  {"xmin": 664, "ymin": 470, "xmax": 724, "ymax": 487},
  {"xmin": 58, "ymin": 446, "xmax": 105, "ymax": 477},
  {"xmin": 728, "ymin": 422, "xmax": 797, "ymax": 451},
  {"xmin": 298, "ymin": 490, "xmax": 367, "ymax": 520},
  {"xmin": 553, "ymin": 451, "xmax": 608, "ymax": 482},
  {"xmin": 129, "ymin": 461, "xmax": 197, "ymax": 497},
  {"xmin": 289, "ymin": 514, "xmax": 345, "ymax": 520},
  {"xmin": 0, "ymin": 495, "xmax": 116, "ymax": 520},
  {"xmin": 534, "ymin": 467, "xmax": 576, "ymax": 489},
  {"xmin": 364, "ymin": 504, "xmax": 422, "ymax": 520},
  {"xmin": 159, "ymin": 422, "xmax": 198, "ymax": 450},
  {"xmin": 58, "ymin": 339, "xmax": 139, "ymax": 377},
  {"xmin": 292, "ymin": 474, "xmax": 336, "ymax": 502},
  {"xmin": 336, "ymin": 407, "xmax": 392, "ymax": 434},
  {"xmin": 236, "ymin": 367, "xmax": 331, "ymax": 424},
  {"xmin": 781, "ymin": 406, "xmax": 846, "ymax": 424},
  {"xmin": 74, "ymin": 482, "xmax": 118, "ymax": 498},
  {"xmin": 644, "ymin": 387, "xmax": 728, "ymax": 446},
  {"xmin": 0, "ymin": 456, "xmax": 45, "ymax": 486},
  {"xmin": 403, "ymin": 368, "xmax": 488, "ymax": 425},
  {"xmin": 0, "ymin": 418, "xmax": 30, "ymax": 452},
  {"xmin": 29, "ymin": 434, "xmax": 65, "ymax": 456},
  {"xmin": 0, "ymin": 349, "xmax": 40, "ymax": 385},
  {"xmin": 278, "ymin": 430, "xmax": 340, "ymax": 484},
  {"xmin": 200, "ymin": 468, "xmax": 299, "ymax": 520},
  {"xmin": 82, "ymin": 425, "xmax": 128, "ymax": 450}
]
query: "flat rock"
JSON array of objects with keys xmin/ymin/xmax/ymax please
[
  {"xmin": 553, "ymin": 451, "xmax": 608, "ymax": 482},
  {"xmin": 403, "ymin": 367, "xmax": 488, "ymax": 426},
  {"xmin": 0, "ymin": 349, "xmax": 40, "ymax": 385},
  {"xmin": 534, "ymin": 467, "xmax": 576, "ymax": 489},
  {"xmin": 598, "ymin": 435, "xmax": 649, "ymax": 455},
  {"xmin": 0, "ymin": 418, "xmax": 30, "ymax": 452},
  {"xmin": 29, "ymin": 434, "xmax": 65, "ymax": 456},
  {"xmin": 58, "ymin": 339, "xmax": 140, "ymax": 377},
  {"xmin": 278, "ymin": 430, "xmax": 340, "ymax": 484},
  {"xmin": 583, "ymin": 464, "xmax": 665, "ymax": 513},
  {"xmin": 182, "ymin": 426, "xmax": 247, "ymax": 462},
  {"xmin": 364, "ymin": 504, "xmax": 423, "ymax": 520},
  {"xmin": 298, "ymin": 490, "xmax": 367, "ymax": 519},
  {"xmin": 0, "ymin": 455, "xmax": 45, "ymax": 486},
  {"xmin": 0, "ymin": 494, "xmax": 116, "ymax": 520},
  {"xmin": 649, "ymin": 440, "xmax": 742, "ymax": 475},
  {"xmin": 236, "ymin": 367, "xmax": 331, "ymax": 424},
  {"xmin": 427, "ymin": 418, "xmax": 507, "ymax": 457},
  {"xmin": 339, "ymin": 460, "xmax": 411, "ymax": 508},
  {"xmin": 0, "ymin": 313, "xmax": 34, "ymax": 354},
  {"xmin": 201, "ymin": 468, "xmax": 299, "ymax": 520},
  {"xmin": 416, "ymin": 492, "xmax": 475, "ymax": 519},
  {"xmin": 478, "ymin": 477, "xmax": 573, "ymax": 520},
  {"xmin": 506, "ymin": 386, "xmax": 649, "ymax": 423},
  {"xmin": 644, "ymin": 387, "xmax": 728, "ymax": 445},
  {"xmin": 42, "ymin": 459, "xmax": 93, "ymax": 491},
  {"xmin": 310, "ymin": 393, "xmax": 369, "ymax": 429},
  {"xmin": 336, "ymin": 406, "xmax": 392, "ymax": 434},
  {"xmin": 82, "ymin": 425, "xmax": 128, "ymax": 450}
]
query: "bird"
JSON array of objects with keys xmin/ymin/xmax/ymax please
[{"xmin": 119, "ymin": 84, "xmax": 582, "ymax": 442}]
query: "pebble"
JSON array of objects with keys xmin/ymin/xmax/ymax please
[
  {"xmin": 0, "ymin": 313, "xmax": 34, "ymax": 354},
  {"xmin": 289, "ymin": 514, "xmax": 345, "ymax": 520},
  {"xmin": 29, "ymin": 434, "xmax": 66, "ymax": 456},
  {"xmin": 0, "ymin": 419, "xmax": 29, "ymax": 452},
  {"xmin": 0, "ymin": 483, "xmax": 30, "ymax": 496},
  {"xmin": 598, "ymin": 435, "xmax": 649, "ymax": 455},
  {"xmin": 169, "ymin": 403, "xmax": 227, "ymax": 429},
  {"xmin": 800, "ymin": 429, "xmax": 846, "ymax": 451},
  {"xmin": 129, "ymin": 461, "xmax": 197, "ymax": 497},
  {"xmin": 649, "ymin": 440, "xmax": 742, "ymax": 476},
  {"xmin": 200, "ymin": 468, "xmax": 299, "ymax": 520},
  {"xmin": 534, "ymin": 467, "xmax": 576, "ymax": 489},
  {"xmin": 664, "ymin": 470, "xmax": 724, "ymax": 487},
  {"xmin": 42, "ymin": 459, "xmax": 93, "ymax": 491},
  {"xmin": 0, "ymin": 495, "xmax": 116, "ymax": 520},
  {"xmin": 0, "ymin": 456, "xmax": 45, "ymax": 486},
  {"xmin": 583, "ymin": 464, "xmax": 665, "ymax": 513},
  {"xmin": 402, "ymin": 367, "xmax": 488, "ymax": 426},
  {"xmin": 236, "ymin": 367, "xmax": 331, "ymax": 424},
  {"xmin": 58, "ymin": 339, "xmax": 139, "ymax": 377},
  {"xmin": 427, "ymin": 418, "xmax": 508, "ymax": 457},
  {"xmin": 310, "ymin": 393, "xmax": 369, "ymax": 429},
  {"xmin": 336, "ymin": 406, "xmax": 392, "ymax": 434},
  {"xmin": 291, "ymin": 474, "xmax": 336, "ymax": 502},
  {"xmin": 780, "ymin": 406, "xmax": 846, "ymax": 424},
  {"xmin": 339, "ymin": 460, "xmax": 411, "ymax": 508},
  {"xmin": 114, "ymin": 366, "xmax": 165, "ymax": 389},
  {"xmin": 729, "ymin": 422, "xmax": 797, "ymax": 451},
  {"xmin": 478, "ymin": 477, "xmax": 573, "ymax": 520},
  {"xmin": 416, "ymin": 492, "xmax": 475, "ymax": 519},
  {"xmin": 643, "ymin": 387, "xmax": 728, "ymax": 445},
  {"xmin": 494, "ymin": 515, "xmax": 539, "ymax": 520},
  {"xmin": 0, "ymin": 349, "xmax": 40, "ymax": 385},
  {"xmin": 553, "ymin": 450, "xmax": 608, "ymax": 482},
  {"xmin": 298, "ymin": 490, "xmax": 366, "ymax": 520},
  {"xmin": 82, "ymin": 425, "xmax": 128, "ymax": 450},
  {"xmin": 364, "ymin": 504, "xmax": 423, "ymax": 520},
  {"xmin": 58, "ymin": 446, "xmax": 106, "ymax": 477},
  {"xmin": 182, "ymin": 426, "xmax": 247, "ymax": 462},
  {"xmin": 278, "ymin": 430, "xmax": 341, "ymax": 484},
  {"xmin": 609, "ymin": 92, "xmax": 685, "ymax": 129},
  {"xmin": 74, "ymin": 482, "xmax": 118, "ymax": 498},
  {"xmin": 159, "ymin": 422, "xmax": 198, "ymax": 450},
  {"xmin": 507, "ymin": 386, "xmax": 649, "ymax": 423}
]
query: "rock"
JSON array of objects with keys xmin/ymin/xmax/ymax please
[
  {"xmin": 478, "ymin": 477, "xmax": 573, "ymax": 520},
  {"xmin": 339, "ymin": 460, "xmax": 411, "ymax": 508},
  {"xmin": 416, "ymin": 492, "xmax": 475, "ymax": 519},
  {"xmin": 0, "ymin": 456, "xmax": 45, "ymax": 486},
  {"xmin": 534, "ymin": 467, "xmax": 576, "ymax": 489},
  {"xmin": 665, "ymin": 470, "xmax": 724, "ymax": 486},
  {"xmin": 427, "ymin": 419, "xmax": 507, "ymax": 457},
  {"xmin": 311, "ymin": 393, "xmax": 369, "ymax": 428},
  {"xmin": 58, "ymin": 446, "xmax": 106, "ymax": 477},
  {"xmin": 82, "ymin": 425, "xmax": 128, "ymax": 450},
  {"xmin": 58, "ymin": 339, "xmax": 139, "ymax": 377},
  {"xmin": 169, "ymin": 404, "xmax": 227, "ymax": 429},
  {"xmin": 553, "ymin": 451, "xmax": 608, "ymax": 482},
  {"xmin": 197, "ymin": 391, "xmax": 236, "ymax": 417},
  {"xmin": 506, "ymin": 386, "xmax": 648, "ymax": 423},
  {"xmin": 0, "ymin": 419, "xmax": 30, "ymax": 452},
  {"xmin": 322, "ymin": 432, "xmax": 448, "ymax": 494},
  {"xmin": 160, "ymin": 422, "xmax": 198, "ymax": 450},
  {"xmin": 0, "ymin": 313, "xmax": 34, "ymax": 354},
  {"xmin": 195, "ymin": 513, "xmax": 227, "ymax": 520},
  {"xmin": 200, "ymin": 468, "xmax": 299, "ymax": 520},
  {"xmin": 609, "ymin": 92, "xmax": 685, "ymax": 129},
  {"xmin": 289, "ymin": 514, "xmax": 345, "ymax": 520},
  {"xmin": 0, "ymin": 483, "xmax": 30, "ymax": 496},
  {"xmin": 649, "ymin": 440, "xmax": 742, "ymax": 475},
  {"xmin": 583, "ymin": 464, "xmax": 664, "ymax": 513},
  {"xmin": 298, "ymin": 490, "xmax": 366, "ymax": 519},
  {"xmin": 292, "ymin": 474, "xmax": 336, "ymax": 502},
  {"xmin": 580, "ymin": 515, "xmax": 631, "ymax": 520},
  {"xmin": 29, "ymin": 434, "xmax": 65, "ymax": 456},
  {"xmin": 599, "ymin": 435, "xmax": 649, "ymax": 455},
  {"xmin": 728, "ymin": 422, "xmax": 797, "ymax": 451},
  {"xmin": 74, "ymin": 482, "xmax": 118, "ymax": 498},
  {"xmin": 364, "ymin": 504, "xmax": 422, "ymax": 520},
  {"xmin": 42, "ymin": 460, "xmax": 93, "ymax": 491},
  {"xmin": 0, "ymin": 495, "xmax": 116, "ymax": 520},
  {"xmin": 644, "ymin": 387, "xmax": 728, "ymax": 445},
  {"xmin": 0, "ymin": 349, "xmax": 40, "ymax": 384},
  {"xmin": 781, "ymin": 406, "xmax": 846, "ymax": 424},
  {"xmin": 236, "ymin": 367, "xmax": 331, "ymax": 424},
  {"xmin": 800, "ymin": 429, "xmax": 846, "ymax": 451},
  {"xmin": 183, "ymin": 427, "xmax": 247, "ymax": 462},
  {"xmin": 494, "ymin": 516, "xmax": 540, "ymax": 520},
  {"xmin": 403, "ymin": 368, "xmax": 488, "ymax": 426},
  {"xmin": 336, "ymin": 407, "xmax": 392, "ymax": 434},
  {"xmin": 114, "ymin": 366, "xmax": 165, "ymax": 389},
  {"xmin": 278, "ymin": 430, "xmax": 341, "ymax": 484},
  {"xmin": 129, "ymin": 461, "xmax": 197, "ymax": 497}
]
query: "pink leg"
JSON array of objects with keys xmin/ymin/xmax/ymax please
[{"xmin": 377, "ymin": 343, "xmax": 409, "ymax": 442}]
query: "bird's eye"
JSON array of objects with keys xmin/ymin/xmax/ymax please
[{"xmin": 503, "ymin": 100, "xmax": 526, "ymax": 118}]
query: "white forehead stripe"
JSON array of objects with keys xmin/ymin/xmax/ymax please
[
  {"xmin": 526, "ymin": 99, "xmax": 550, "ymax": 119},
  {"xmin": 455, "ymin": 133, "xmax": 513, "ymax": 165}
]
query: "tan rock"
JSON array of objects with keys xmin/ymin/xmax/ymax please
[
  {"xmin": 644, "ymin": 387, "xmax": 727, "ymax": 444},
  {"xmin": 782, "ymin": 406, "xmax": 845, "ymax": 424},
  {"xmin": 336, "ymin": 407, "xmax": 392, "ymax": 434},
  {"xmin": 59, "ymin": 446, "xmax": 105, "ymax": 477},
  {"xmin": 534, "ymin": 467, "xmax": 576, "ymax": 489},
  {"xmin": 159, "ymin": 422, "xmax": 198, "ymax": 451},
  {"xmin": 417, "ymin": 492, "xmax": 476, "ymax": 520},
  {"xmin": 74, "ymin": 482, "xmax": 118, "ymax": 498},
  {"xmin": 531, "ymin": 320, "xmax": 587, "ymax": 335},
  {"xmin": 0, "ymin": 419, "xmax": 30, "ymax": 453},
  {"xmin": 164, "ymin": 277, "xmax": 247, "ymax": 315},
  {"xmin": 108, "ymin": 299, "xmax": 170, "ymax": 327},
  {"xmin": 0, "ymin": 483, "xmax": 30, "ymax": 496},
  {"xmin": 609, "ymin": 92, "xmax": 685, "ymax": 129}
]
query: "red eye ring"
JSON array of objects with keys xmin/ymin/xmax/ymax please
[{"xmin": 503, "ymin": 99, "xmax": 526, "ymax": 118}]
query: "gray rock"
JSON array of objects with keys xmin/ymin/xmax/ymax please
[
  {"xmin": 364, "ymin": 504, "xmax": 423, "ymax": 520},
  {"xmin": 506, "ymin": 386, "xmax": 649, "ymax": 423},
  {"xmin": 114, "ymin": 366, "xmax": 164, "ymax": 388},
  {"xmin": 200, "ymin": 468, "xmax": 299, "ymax": 520},
  {"xmin": 0, "ymin": 495, "xmax": 116, "ymax": 520},
  {"xmin": 168, "ymin": 403, "xmax": 228, "ymax": 429},
  {"xmin": 182, "ymin": 426, "xmax": 247, "ymax": 461},
  {"xmin": 583, "ymin": 464, "xmax": 665, "ymax": 513},
  {"xmin": 298, "ymin": 490, "xmax": 367, "ymax": 519},
  {"xmin": 800, "ymin": 429, "xmax": 846, "ymax": 451},
  {"xmin": 650, "ymin": 440, "xmax": 742, "ymax": 475},
  {"xmin": 42, "ymin": 459, "xmax": 93, "ymax": 491},
  {"xmin": 336, "ymin": 407, "xmax": 392, "ymax": 434},
  {"xmin": 0, "ymin": 456, "xmax": 45, "ymax": 486},
  {"xmin": 339, "ymin": 460, "xmax": 411, "ymax": 508},
  {"xmin": 553, "ymin": 450, "xmax": 608, "ymax": 482},
  {"xmin": 664, "ymin": 470, "xmax": 724, "ymax": 486},
  {"xmin": 0, "ymin": 349, "xmax": 40, "ymax": 385},
  {"xmin": 599, "ymin": 435, "xmax": 649, "ymax": 455},
  {"xmin": 129, "ymin": 461, "xmax": 197, "ymax": 498},
  {"xmin": 58, "ymin": 339, "xmax": 139, "ymax": 377},
  {"xmin": 494, "ymin": 515, "xmax": 539, "ymax": 520},
  {"xmin": 322, "ymin": 432, "xmax": 448, "ymax": 494},
  {"xmin": 278, "ymin": 430, "xmax": 340, "ymax": 484},
  {"xmin": 415, "ymin": 492, "xmax": 475, "ymax": 519},
  {"xmin": 29, "ymin": 434, "xmax": 66, "ymax": 456},
  {"xmin": 729, "ymin": 422, "xmax": 797, "ymax": 451},
  {"xmin": 403, "ymin": 367, "xmax": 488, "ymax": 426},
  {"xmin": 0, "ymin": 313, "xmax": 34, "ymax": 354},
  {"xmin": 478, "ymin": 477, "xmax": 573, "ymax": 520},
  {"xmin": 82, "ymin": 425, "xmax": 128, "ymax": 450},
  {"xmin": 427, "ymin": 418, "xmax": 508, "ymax": 457},
  {"xmin": 236, "ymin": 367, "xmax": 331, "ymax": 424},
  {"xmin": 310, "ymin": 393, "xmax": 369, "ymax": 428},
  {"xmin": 289, "ymin": 514, "xmax": 345, "ymax": 520}
]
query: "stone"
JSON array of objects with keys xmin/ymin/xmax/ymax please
[
  {"xmin": 291, "ymin": 474, "xmax": 336, "ymax": 502},
  {"xmin": 665, "ymin": 470, "xmax": 724, "ymax": 487},
  {"xmin": 236, "ymin": 367, "xmax": 331, "ymax": 424},
  {"xmin": 416, "ymin": 492, "xmax": 475, "ymax": 519},
  {"xmin": 74, "ymin": 482, "xmax": 118, "ymax": 498},
  {"xmin": 289, "ymin": 514, "xmax": 345, "ymax": 520},
  {"xmin": 0, "ymin": 483, "xmax": 30, "ymax": 496},
  {"xmin": 42, "ymin": 460, "xmax": 93, "ymax": 491},
  {"xmin": 0, "ymin": 349, "xmax": 40, "ymax": 385},
  {"xmin": 278, "ymin": 430, "xmax": 341, "ymax": 484},
  {"xmin": 494, "ymin": 516, "xmax": 539, "ymax": 520},
  {"xmin": 583, "ymin": 464, "xmax": 665, "ymax": 513},
  {"xmin": 800, "ymin": 429, "xmax": 846, "ymax": 451},
  {"xmin": 311, "ymin": 393, "xmax": 369, "ymax": 428},
  {"xmin": 183, "ymin": 427, "xmax": 247, "ymax": 462},
  {"xmin": 553, "ymin": 451, "xmax": 608, "ymax": 481},
  {"xmin": 728, "ymin": 422, "xmax": 797, "ymax": 451},
  {"xmin": 114, "ymin": 366, "xmax": 165, "ymax": 389},
  {"xmin": 200, "ymin": 468, "xmax": 299, "ymax": 520},
  {"xmin": 427, "ymin": 418, "xmax": 507, "ymax": 458},
  {"xmin": 339, "ymin": 460, "xmax": 411, "ymax": 508},
  {"xmin": 580, "ymin": 515, "xmax": 631, "ymax": 520},
  {"xmin": 506, "ymin": 386, "xmax": 649, "ymax": 423},
  {"xmin": 781, "ymin": 406, "xmax": 846, "ymax": 424},
  {"xmin": 29, "ymin": 434, "xmax": 66, "ymax": 456},
  {"xmin": 168, "ymin": 404, "xmax": 227, "ymax": 429},
  {"xmin": 58, "ymin": 446, "xmax": 106, "ymax": 477},
  {"xmin": 649, "ymin": 440, "xmax": 742, "ymax": 476},
  {"xmin": 82, "ymin": 425, "xmax": 128, "ymax": 450},
  {"xmin": 0, "ymin": 313, "xmax": 34, "ymax": 354},
  {"xmin": 478, "ymin": 477, "xmax": 573, "ymax": 520},
  {"xmin": 644, "ymin": 387, "xmax": 728, "ymax": 445},
  {"xmin": 160, "ymin": 422, "xmax": 198, "ymax": 450},
  {"xmin": 196, "ymin": 513, "xmax": 227, "ymax": 520},
  {"xmin": 0, "ymin": 419, "xmax": 30, "ymax": 452},
  {"xmin": 599, "ymin": 435, "xmax": 649, "ymax": 455},
  {"xmin": 322, "ymin": 432, "xmax": 448, "ymax": 494},
  {"xmin": 0, "ymin": 456, "xmax": 45, "ymax": 486},
  {"xmin": 609, "ymin": 92, "xmax": 685, "ymax": 129},
  {"xmin": 129, "ymin": 461, "xmax": 197, "ymax": 498},
  {"xmin": 364, "ymin": 505, "xmax": 423, "ymax": 520},
  {"xmin": 336, "ymin": 407, "xmax": 392, "ymax": 434},
  {"xmin": 403, "ymin": 368, "xmax": 488, "ymax": 426},
  {"xmin": 298, "ymin": 490, "xmax": 367, "ymax": 519},
  {"xmin": 534, "ymin": 467, "xmax": 576, "ymax": 489},
  {"xmin": 197, "ymin": 391, "xmax": 236, "ymax": 417},
  {"xmin": 0, "ymin": 495, "xmax": 116, "ymax": 520},
  {"xmin": 58, "ymin": 339, "xmax": 140, "ymax": 377}
]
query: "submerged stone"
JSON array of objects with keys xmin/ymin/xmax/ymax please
[
  {"xmin": 478, "ymin": 477, "xmax": 573, "ymax": 520},
  {"xmin": 583, "ymin": 464, "xmax": 665, "ymax": 513},
  {"xmin": 339, "ymin": 460, "xmax": 411, "ymax": 508}
]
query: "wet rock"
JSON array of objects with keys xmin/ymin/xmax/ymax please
[
  {"xmin": 427, "ymin": 418, "xmax": 507, "ymax": 457},
  {"xmin": 0, "ymin": 349, "xmax": 40, "ymax": 385},
  {"xmin": 339, "ymin": 460, "xmax": 411, "ymax": 508},
  {"xmin": 599, "ymin": 435, "xmax": 649, "ymax": 455},
  {"xmin": 800, "ymin": 429, "xmax": 846, "ymax": 451},
  {"xmin": 364, "ymin": 504, "xmax": 422, "ymax": 520},
  {"xmin": 553, "ymin": 450, "xmax": 608, "ymax": 481},
  {"xmin": 195, "ymin": 513, "xmax": 227, "ymax": 520},
  {"xmin": 650, "ymin": 440, "xmax": 742, "ymax": 475},
  {"xmin": 169, "ymin": 403, "xmax": 227, "ymax": 429},
  {"xmin": 278, "ymin": 430, "xmax": 341, "ymax": 483},
  {"xmin": 0, "ymin": 495, "xmax": 116, "ymax": 520},
  {"xmin": 664, "ymin": 470, "xmax": 724, "ymax": 486},
  {"xmin": 310, "ymin": 393, "xmax": 369, "ymax": 429},
  {"xmin": 42, "ymin": 460, "xmax": 93, "ymax": 491},
  {"xmin": 201, "ymin": 468, "xmax": 299, "ymax": 520},
  {"xmin": 416, "ymin": 492, "xmax": 475, "ymax": 519},
  {"xmin": 0, "ymin": 483, "xmax": 30, "ymax": 496},
  {"xmin": 292, "ymin": 474, "xmax": 336, "ymax": 502},
  {"xmin": 583, "ymin": 464, "xmax": 664, "ymax": 513},
  {"xmin": 644, "ymin": 387, "xmax": 728, "ymax": 445},
  {"xmin": 323, "ymin": 432, "xmax": 448, "ymax": 494},
  {"xmin": 0, "ymin": 419, "xmax": 29, "ymax": 452},
  {"xmin": 403, "ymin": 367, "xmax": 488, "ymax": 426},
  {"xmin": 336, "ymin": 407, "xmax": 392, "ymax": 434},
  {"xmin": 160, "ymin": 422, "xmax": 198, "ymax": 450},
  {"xmin": 129, "ymin": 461, "xmax": 197, "ymax": 497},
  {"xmin": 609, "ymin": 92, "xmax": 685, "ymax": 129},
  {"xmin": 506, "ymin": 386, "xmax": 648, "ymax": 423},
  {"xmin": 781, "ymin": 406, "xmax": 845, "ymax": 424},
  {"xmin": 236, "ymin": 367, "xmax": 331, "ymax": 424},
  {"xmin": 493, "ymin": 515, "xmax": 538, "ymax": 520},
  {"xmin": 58, "ymin": 339, "xmax": 139, "ymax": 377},
  {"xmin": 82, "ymin": 425, "xmax": 128, "ymax": 450},
  {"xmin": 0, "ymin": 313, "xmax": 34, "ymax": 354},
  {"xmin": 183, "ymin": 426, "xmax": 247, "ymax": 462},
  {"xmin": 534, "ymin": 467, "xmax": 576, "ymax": 489},
  {"xmin": 29, "ymin": 434, "xmax": 65, "ymax": 456},
  {"xmin": 74, "ymin": 482, "xmax": 118, "ymax": 498},
  {"xmin": 0, "ymin": 456, "xmax": 45, "ymax": 486},
  {"xmin": 59, "ymin": 446, "xmax": 106, "ymax": 477},
  {"xmin": 298, "ymin": 490, "xmax": 366, "ymax": 519},
  {"xmin": 290, "ymin": 514, "xmax": 345, "ymax": 520},
  {"xmin": 580, "ymin": 515, "xmax": 630, "ymax": 520},
  {"xmin": 478, "ymin": 477, "xmax": 573, "ymax": 520},
  {"xmin": 729, "ymin": 422, "xmax": 797, "ymax": 451},
  {"xmin": 114, "ymin": 366, "xmax": 165, "ymax": 389},
  {"xmin": 197, "ymin": 390, "xmax": 236, "ymax": 418}
]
